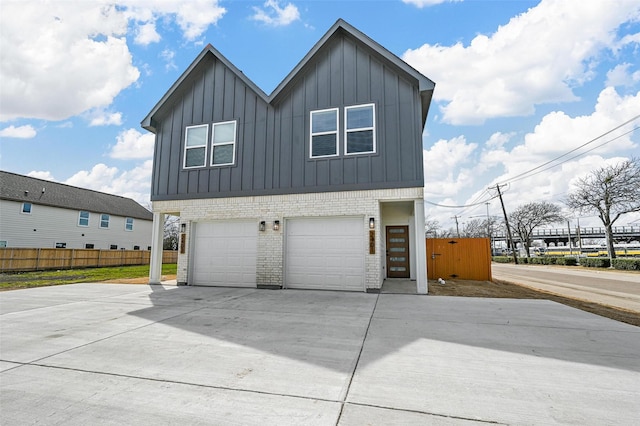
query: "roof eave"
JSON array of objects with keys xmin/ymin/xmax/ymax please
[{"xmin": 141, "ymin": 44, "xmax": 269, "ymax": 134}]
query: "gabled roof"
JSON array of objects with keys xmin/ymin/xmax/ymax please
[
  {"xmin": 142, "ymin": 19, "xmax": 435, "ymax": 133},
  {"xmin": 0, "ymin": 171, "xmax": 153, "ymax": 221}
]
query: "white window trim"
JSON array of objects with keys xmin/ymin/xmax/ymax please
[
  {"xmin": 210, "ymin": 120, "xmax": 237, "ymax": 167},
  {"xmin": 183, "ymin": 124, "xmax": 209, "ymax": 169},
  {"xmin": 310, "ymin": 108, "xmax": 339, "ymax": 158},
  {"xmin": 125, "ymin": 217, "xmax": 134, "ymax": 232},
  {"xmin": 100, "ymin": 213, "xmax": 110, "ymax": 229},
  {"xmin": 78, "ymin": 211, "xmax": 90, "ymax": 227},
  {"xmin": 344, "ymin": 103, "xmax": 376, "ymax": 156},
  {"xmin": 21, "ymin": 202, "xmax": 32, "ymax": 215}
]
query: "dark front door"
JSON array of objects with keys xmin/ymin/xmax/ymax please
[{"xmin": 386, "ymin": 226, "xmax": 410, "ymax": 278}]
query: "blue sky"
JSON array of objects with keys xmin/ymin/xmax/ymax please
[{"xmin": 1, "ymin": 0, "xmax": 639, "ymax": 230}]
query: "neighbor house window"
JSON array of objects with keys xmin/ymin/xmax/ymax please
[
  {"xmin": 310, "ymin": 108, "xmax": 339, "ymax": 158},
  {"xmin": 55, "ymin": 242, "xmax": 66, "ymax": 248},
  {"xmin": 125, "ymin": 217, "xmax": 134, "ymax": 231},
  {"xmin": 133, "ymin": 245, "xmax": 140, "ymax": 250},
  {"xmin": 184, "ymin": 124, "xmax": 208, "ymax": 168},
  {"xmin": 211, "ymin": 121, "xmax": 236, "ymax": 166},
  {"xmin": 345, "ymin": 104, "xmax": 375, "ymax": 154},
  {"xmin": 21, "ymin": 202, "xmax": 32, "ymax": 214},
  {"xmin": 0, "ymin": 241, "xmax": 7, "ymax": 248},
  {"xmin": 100, "ymin": 214, "xmax": 110, "ymax": 229},
  {"xmin": 85, "ymin": 244, "xmax": 95, "ymax": 249},
  {"xmin": 110, "ymin": 244, "xmax": 118, "ymax": 250},
  {"xmin": 78, "ymin": 211, "xmax": 90, "ymax": 227}
]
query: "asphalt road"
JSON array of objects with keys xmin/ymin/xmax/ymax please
[{"xmin": 492, "ymin": 263, "xmax": 640, "ymax": 313}]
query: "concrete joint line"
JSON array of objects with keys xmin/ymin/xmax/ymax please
[
  {"xmin": 14, "ymin": 363, "xmax": 344, "ymax": 406},
  {"xmin": 343, "ymin": 401, "xmax": 506, "ymax": 425},
  {"xmin": 336, "ymin": 293, "xmax": 380, "ymax": 424},
  {"xmin": 24, "ymin": 305, "xmax": 210, "ymax": 366}
]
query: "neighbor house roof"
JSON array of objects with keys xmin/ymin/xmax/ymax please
[
  {"xmin": 0, "ymin": 171, "xmax": 153, "ymax": 221},
  {"xmin": 142, "ymin": 18, "xmax": 435, "ymax": 133}
]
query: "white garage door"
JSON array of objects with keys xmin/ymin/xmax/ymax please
[
  {"xmin": 191, "ymin": 221, "xmax": 257, "ymax": 287},
  {"xmin": 286, "ymin": 217, "xmax": 364, "ymax": 291}
]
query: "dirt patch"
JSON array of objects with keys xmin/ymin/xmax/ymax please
[{"xmin": 428, "ymin": 279, "xmax": 640, "ymax": 327}]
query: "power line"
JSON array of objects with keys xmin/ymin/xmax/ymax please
[
  {"xmin": 503, "ymin": 127, "xmax": 638, "ymax": 185},
  {"xmin": 498, "ymin": 115, "xmax": 640, "ymax": 186},
  {"xmin": 425, "ymin": 193, "xmax": 499, "ymax": 208}
]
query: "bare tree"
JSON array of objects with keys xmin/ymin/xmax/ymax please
[
  {"xmin": 565, "ymin": 158, "xmax": 640, "ymax": 259},
  {"xmin": 509, "ymin": 201, "xmax": 565, "ymax": 257},
  {"xmin": 163, "ymin": 215, "xmax": 180, "ymax": 251},
  {"xmin": 461, "ymin": 219, "xmax": 487, "ymax": 237},
  {"xmin": 425, "ymin": 217, "xmax": 441, "ymax": 238}
]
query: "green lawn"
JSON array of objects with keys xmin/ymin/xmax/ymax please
[{"xmin": 0, "ymin": 264, "xmax": 177, "ymax": 291}]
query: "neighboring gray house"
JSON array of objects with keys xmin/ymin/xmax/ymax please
[
  {"xmin": 143, "ymin": 19, "xmax": 435, "ymax": 292},
  {"xmin": 0, "ymin": 171, "xmax": 153, "ymax": 250}
]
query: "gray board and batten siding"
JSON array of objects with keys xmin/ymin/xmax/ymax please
[{"xmin": 143, "ymin": 19, "xmax": 435, "ymax": 202}]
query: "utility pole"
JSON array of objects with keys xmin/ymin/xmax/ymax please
[
  {"xmin": 452, "ymin": 215, "xmax": 461, "ymax": 237},
  {"xmin": 485, "ymin": 202, "xmax": 492, "ymax": 254},
  {"xmin": 493, "ymin": 184, "xmax": 518, "ymax": 264}
]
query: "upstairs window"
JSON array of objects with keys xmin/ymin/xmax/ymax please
[
  {"xmin": 78, "ymin": 211, "xmax": 90, "ymax": 227},
  {"xmin": 345, "ymin": 104, "xmax": 375, "ymax": 154},
  {"xmin": 100, "ymin": 214, "xmax": 110, "ymax": 229},
  {"xmin": 211, "ymin": 121, "xmax": 236, "ymax": 166},
  {"xmin": 125, "ymin": 217, "xmax": 134, "ymax": 231},
  {"xmin": 184, "ymin": 124, "xmax": 208, "ymax": 168},
  {"xmin": 21, "ymin": 202, "xmax": 32, "ymax": 214},
  {"xmin": 310, "ymin": 108, "xmax": 339, "ymax": 158}
]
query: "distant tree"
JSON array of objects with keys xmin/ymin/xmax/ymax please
[
  {"xmin": 425, "ymin": 217, "xmax": 441, "ymax": 238},
  {"xmin": 565, "ymin": 158, "xmax": 640, "ymax": 259},
  {"xmin": 163, "ymin": 215, "xmax": 180, "ymax": 251},
  {"xmin": 509, "ymin": 202, "xmax": 565, "ymax": 257},
  {"xmin": 462, "ymin": 219, "xmax": 487, "ymax": 237}
]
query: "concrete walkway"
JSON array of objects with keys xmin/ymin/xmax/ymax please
[{"xmin": 1, "ymin": 283, "xmax": 639, "ymax": 425}]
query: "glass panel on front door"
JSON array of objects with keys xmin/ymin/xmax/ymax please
[{"xmin": 386, "ymin": 226, "xmax": 410, "ymax": 278}]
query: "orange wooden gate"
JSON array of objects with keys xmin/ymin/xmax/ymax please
[{"xmin": 426, "ymin": 238, "xmax": 492, "ymax": 281}]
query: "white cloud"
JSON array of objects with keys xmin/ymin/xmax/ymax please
[
  {"xmin": 402, "ymin": 0, "xmax": 460, "ymax": 7},
  {"xmin": 424, "ymin": 136, "xmax": 478, "ymax": 198},
  {"xmin": 0, "ymin": 124, "xmax": 36, "ymax": 138},
  {"xmin": 251, "ymin": 0, "xmax": 300, "ymax": 27},
  {"xmin": 89, "ymin": 110, "xmax": 123, "ymax": 127},
  {"xmin": 606, "ymin": 63, "xmax": 640, "ymax": 87},
  {"xmin": 426, "ymin": 87, "xmax": 640, "ymax": 228},
  {"xmin": 403, "ymin": 0, "xmax": 640, "ymax": 124},
  {"xmin": 0, "ymin": 0, "xmax": 226, "ymax": 122},
  {"xmin": 63, "ymin": 161, "xmax": 153, "ymax": 206},
  {"xmin": 27, "ymin": 171, "xmax": 56, "ymax": 181},
  {"xmin": 134, "ymin": 22, "xmax": 161, "ymax": 45},
  {"xmin": 160, "ymin": 49, "xmax": 178, "ymax": 71},
  {"xmin": 110, "ymin": 128, "xmax": 155, "ymax": 159}
]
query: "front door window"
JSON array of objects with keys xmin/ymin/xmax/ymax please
[{"xmin": 386, "ymin": 226, "xmax": 410, "ymax": 278}]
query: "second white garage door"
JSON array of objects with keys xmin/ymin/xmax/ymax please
[
  {"xmin": 285, "ymin": 217, "xmax": 365, "ymax": 291},
  {"xmin": 191, "ymin": 220, "xmax": 257, "ymax": 287}
]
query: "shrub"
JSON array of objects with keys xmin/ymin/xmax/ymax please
[
  {"xmin": 518, "ymin": 257, "xmax": 528, "ymax": 264},
  {"xmin": 612, "ymin": 258, "xmax": 640, "ymax": 271},
  {"xmin": 492, "ymin": 256, "xmax": 513, "ymax": 263},
  {"xmin": 580, "ymin": 257, "xmax": 611, "ymax": 268},
  {"xmin": 555, "ymin": 257, "xmax": 578, "ymax": 266}
]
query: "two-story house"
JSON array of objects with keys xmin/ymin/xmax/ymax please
[
  {"xmin": 143, "ymin": 19, "xmax": 434, "ymax": 293},
  {"xmin": 0, "ymin": 171, "xmax": 153, "ymax": 250}
]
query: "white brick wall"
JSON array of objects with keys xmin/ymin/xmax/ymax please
[{"xmin": 153, "ymin": 187, "xmax": 423, "ymax": 290}]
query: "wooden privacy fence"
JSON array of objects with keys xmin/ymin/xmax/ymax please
[
  {"xmin": 426, "ymin": 238, "xmax": 492, "ymax": 281},
  {"xmin": 0, "ymin": 248, "xmax": 178, "ymax": 272}
]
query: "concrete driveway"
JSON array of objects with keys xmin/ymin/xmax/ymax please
[{"xmin": 1, "ymin": 284, "xmax": 639, "ymax": 425}]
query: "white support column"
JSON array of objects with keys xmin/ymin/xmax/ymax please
[
  {"xmin": 149, "ymin": 212, "xmax": 164, "ymax": 284},
  {"xmin": 414, "ymin": 199, "xmax": 428, "ymax": 294}
]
